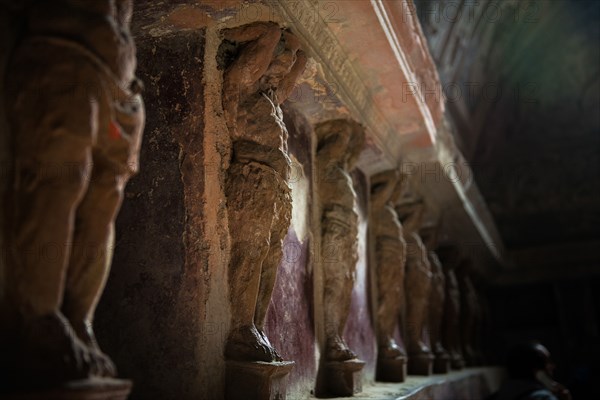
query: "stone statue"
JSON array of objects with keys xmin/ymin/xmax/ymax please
[
  {"xmin": 437, "ymin": 246, "xmax": 466, "ymax": 369},
  {"xmin": 370, "ymin": 169, "xmax": 407, "ymax": 381},
  {"xmin": 456, "ymin": 259, "xmax": 482, "ymax": 366},
  {"xmin": 396, "ymin": 200, "xmax": 433, "ymax": 375},
  {"xmin": 420, "ymin": 223, "xmax": 451, "ymax": 373},
  {"xmin": 1, "ymin": 0, "xmax": 144, "ymax": 389},
  {"xmin": 315, "ymin": 119, "xmax": 365, "ymax": 363},
  {"xmin": 220, "ymin": 22, "xmax": 307, "ymax": 363}
]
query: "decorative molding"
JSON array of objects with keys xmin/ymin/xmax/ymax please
[{"xmin": 272, "ymin": 0, "xmax": 401, "ymax": 172}]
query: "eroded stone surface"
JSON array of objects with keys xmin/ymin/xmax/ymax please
[
  {"xmin": 94, "ymin": 28, "xmax": 207, "ymax": 400},
  {"xmin": 225, "ymin": 361, "xmax": 295, "ymax": 400},
  {"xmin": 316, "ymin": 119, "xmax": 365, "ymax": 363},
  {"xmin": 1, "ymin": 0, "xmax": 143, "ymax": 390},
  {"xmin": 437, "ymin": 246, "xmax": 466, "ymax": 370},
  {"xmin": 395, "ymin": 199, "xmax": 433, "ymax": 375},
  {"xmin": 456, "ymin": 260, "xmax": 484, "ymax": 366},
  {"xmin": 370, "ymin": 169, "xmax": 407, "ymax": 380},
  {"xmin": 220, "ymin": 22, "xmax": 307, "ymax": 363}
]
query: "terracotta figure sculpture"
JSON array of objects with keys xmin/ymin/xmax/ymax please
[
  {"xmin": 220, "ymin": 22, "xmax": 307, "ymax": 362},
  {"xmin": 2, "ymin": 0, "xmax": 144, "ymax": 388},
  {"xmin": 457, "ymin": 259, "xmax": 482, "ymax": 366},
  {"xmin": 420, "ymin": 223, "xmax": 451, "ymax": 373},
  {"xmin": 396, "ymin": 199, "xmax": 434, "ymax": 375},
  {"xmin": 370, "ymin": 170, "xmax": 407, "ymax": 381},
  {"xmin": 316, "ymin": 119, "xmax": 365, "ymax": 362},
  {"xmin": 438, "ymin": 246, "xmax": 466, "ymax": 369}
]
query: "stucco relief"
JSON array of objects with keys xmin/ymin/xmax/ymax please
[
  {"xmin": 438, "ymin": 246, "xmax": 466, "ymax": 370},
  {"xmin": 421, "ymin": 223, "xmax": 451, "ymax": 373},
  {"xmin": 315, "ymin": 119, "xmax": 365, "ymax": 363},
  {"xmin": 2, "ymin": 0, "xmax": 143, "ymax": 390},
  {"xmin": 370, "ymin": 169, "xmax": 409, "ymax": 381},
  {"xmin": 220, "ymin": 22, "xmax": 307, "ymax": 363},
  {"xmin": 396, "ymin": 199, "xmax": 434, "ymax": 375}
]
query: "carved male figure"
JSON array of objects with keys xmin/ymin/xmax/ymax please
[
  {"xmin": 420, "ymin": 223, "xmax": 451, "ymax": 372},
  {"xmin": 396, "ymin": 199, "xmax": 433, "ymax": 372},
  {"xmin": 370, "ymin": 170, "xmax": 406, "ymax": 363},
  {"xmin": 220, "ymin": 22, "xmax": 307, "ymax": 362},
  {"xmin": 456, "ymin": 259, "xmax": 482, "ymax": 366},
  {"xmin": 316, "ymin": 119, "xmax": 365, "ymax": 362},
  {"xmin": 437, "ymin": 246, "xmax": 466, "ymax": 369},
  {"xmin": 2, "ymin": 0, "xmax": 144, "ymax": 386}
]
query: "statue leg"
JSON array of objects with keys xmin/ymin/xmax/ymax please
[
  {"xmin": 254, "ymin": 239, "xmax": 282, "ymax": 331},
  {"xmin": 252, "ymin": 178, "xmax": 291, "ymax": 361},
  {"xmin": 322, "ymin": 222, "xmax": 357, "ymax": 361},
  {"xmin": 225, "ymin": 161, "xmax": 281, "ymax": 362},
  {"xmin": 376, "ymin": 245, "xmax": 404, "ymax": 358},
  {"xmin": 61, "ymin": 154, "xmax": 127, "ymax": 377},
  {"xmin": 5, "ymin": 48, "xmax": 103, "ymax": 381},
  {"xmin": 406, "ymin": 262, "xmax": 431, "ymax": 354}
]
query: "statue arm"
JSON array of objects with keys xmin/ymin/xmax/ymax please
[
  {"xmin": 222, "ymin": 22, "xmax": 282, "ymax": 132},
  {"xmin": 223, "ymin": 21, "xmax": 281, "ymax": 88},
  {"xmin": 277, "ymin": 50, "xmax": 307, "ymax": 103},
  {"xmin": 276, "ymin": 31, "xmax": 308, "ymax": 102},
  {"xmin": 370, "ymin": 170, "xmax": 399, "ymax": 209},
  {"xmin": 400, "ymin": 202, "xmax": 425, "ymax": 231}
]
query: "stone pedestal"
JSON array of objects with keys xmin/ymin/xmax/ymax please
[
  {"xmin": 407, "ymin": 353, "xmax": 434, "ymax": 376},
  {"xmin": 323, "ymin": 359, "xmax": 365, "ymax": 397},
  {"xmin": 433, "ymin": 354, "xmax": 451, "ymax": 374},
  {"xmin": 225, "ymin": 361, "xmax": 294, "ymax": 400},
  {"xmin": 376, "ymin": 356, "xmax": 406, "ymax": 382},
  {"xmin": 1, "ymin": 378, "xmax": 132, "ymax": 400}
]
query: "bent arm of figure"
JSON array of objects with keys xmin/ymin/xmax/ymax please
[
  {"xmin": 223, "ymin": 22, "xmax": 282, "ymax": 89},
  {"xmin": 401, "ymin": 202, "xmax": 425, "ymax": 230},
  {"xmin": 222, "ymin": 22, "xmax": 282, "ymax": 131},
  {"xmin": 371, "ymin": 170, "xmax": 399, "ymax": 208},
  {"xmin": 277, "ymin": 50, "xmax": 307, "ymax": 103}
]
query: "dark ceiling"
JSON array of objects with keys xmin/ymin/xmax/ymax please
[{"xmin": 415, "ymin": 0, "xmax": 600, "ymax": 250}]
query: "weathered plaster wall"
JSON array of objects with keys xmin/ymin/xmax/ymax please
[{"xmin": 95, "ymin": 30, "xmax": 211, "ymax": 400}]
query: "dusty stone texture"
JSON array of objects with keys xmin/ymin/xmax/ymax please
[
  {"xmin": 456, "ymin": 260, "xmax": 483, "ymax": 366},
  {"xmin": 225, "ymin": 360, "xmax": 295, "ymax": 400},
  {"xmin": 264, "ymin": 104, "xmax": 317, "ymax": 398},
  {"xmin": 344, "ymin": 169, "xmax": 377, "ymax": 376},
  {"xmin": 420, "ymin": 224, "xmax": 450, "ymax": 372},
  {"xmin": 395, "ymin": 201, "xmax": 433, "ymax": 372},
  {"xmin": 315, "ymin": 119, "xmax": 366, "ymax": 363},
  {"xmin": 369, "ymin": 170, "xmax": 407, "ymax": 366},
  {"xmin": 219, "ymin": 22, "xmax": 307, "ymax": 363},
  {"xmin": 94, "ymin": 30, "xmax": 207, "ymax": 400},
  {"xmin": 427, "ymin": 252, "xmax": 449, "ymax": 369},
  {"xmin": 1, "ymin": 0, "xmax": 142, "ymax": 391},
  {"xmin": 437, "ymin": 246, "xmax": 466, "ymax": 370}
]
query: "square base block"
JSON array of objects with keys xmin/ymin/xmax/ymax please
[
  {"xmin": 407, "ymin": 353, "xmax": 434, "ymax": 376},
  {"xmin": 225, "ymin": 360, "xmax": 294, "ymax": 400},
  {"xmin": 1, "ymin": 378, "xmax": 132, "ymax": 400},
  {"xmin": 323, "ymin": 359, "xmax": 365, "ymax": 397},
  {"xmin": 376, "ymin": 356, "xmax": 406, "ymax": 382}
]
